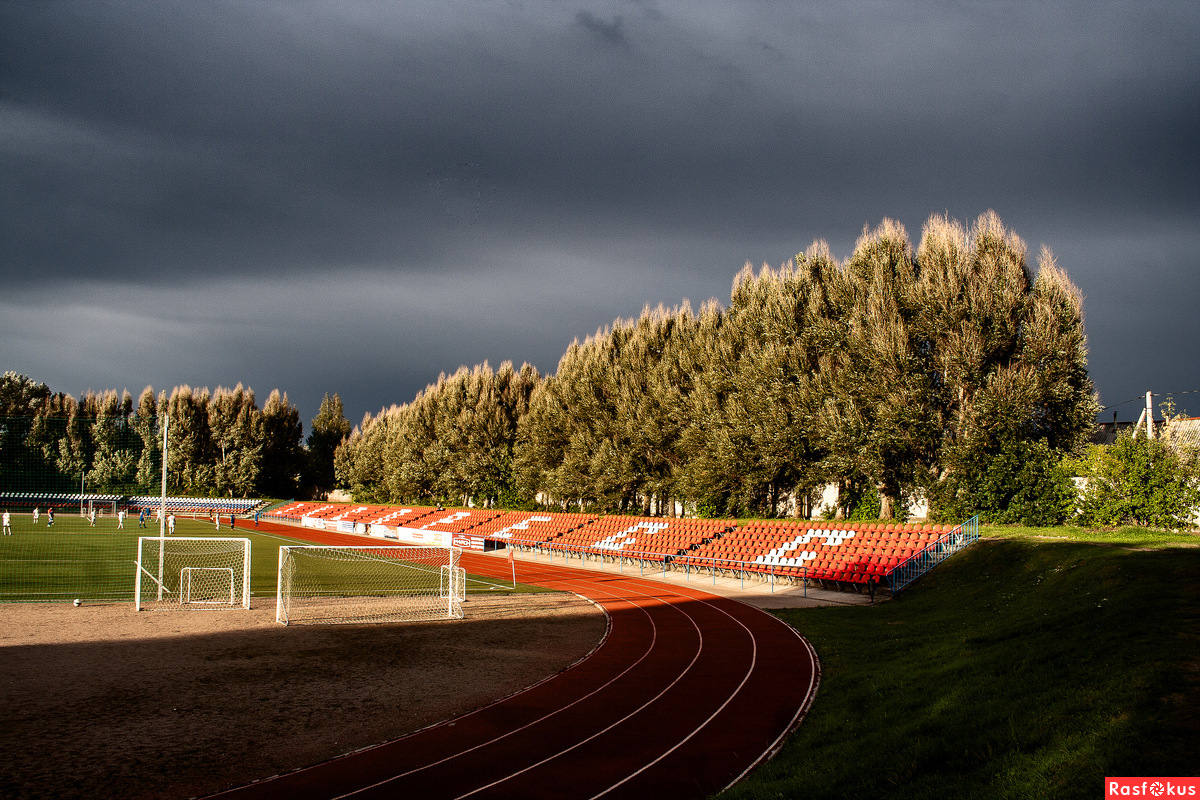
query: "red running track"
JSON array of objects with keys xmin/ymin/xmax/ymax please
[{"xmin": 211, "ymin": 522, "xmax": 820, "ymax": 799}]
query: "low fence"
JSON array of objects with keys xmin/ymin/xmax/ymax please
[
  {"xmin": 510, "ymin": 541, "xmax": 812, "ymax": 595},
  {"xmin": 887, "ymin": 515, "xmax": 979, "ymax": 594}
]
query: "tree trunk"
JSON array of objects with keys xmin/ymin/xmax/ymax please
[{"xmin": 878, "ymin": 484, "xmax": 894, "ymax": 520}]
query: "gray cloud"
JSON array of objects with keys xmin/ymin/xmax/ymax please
[
  {"xmin": 2, "ymin": 1, "xmax": 1197, "ymax": 422},
  {"xmin": 576, "ymin": 11, "xmax": 629, "ymax": 47}
]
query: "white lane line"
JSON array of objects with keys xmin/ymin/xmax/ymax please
[
  {"xmin": 205, "ymin": 562, "xmax": 631, "ymax": 800},
  {"xmin": 451, "ymin": 583, "xmax": 706, "ymax": 800},
  {"xmin": 327, "ymin": 567, "xmax": 672, "ymax": 798},
  {"xmin": 717, "ymin": 600, "xmax": 820, "ymax": 793},
  {"xmin": 588, "ymin": 584, "xmax": 759, "ymax": 799}
]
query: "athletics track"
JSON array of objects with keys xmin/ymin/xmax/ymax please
[{"xmin": 211, "ymin": 521, "xmax": 820, "ymax": 799}]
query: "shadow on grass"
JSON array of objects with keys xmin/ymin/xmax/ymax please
[{"xmin": 725, "ymin": 538, "xmax": 1200, "ymax": 800}]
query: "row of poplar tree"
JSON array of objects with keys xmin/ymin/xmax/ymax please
[
  {"xmin": 335, "ymin": 212, "xmax": 1096, "ymax": 520},
  {"xmin": 0, "ymin": 374, "xmax": 351, "ymax": 499}
]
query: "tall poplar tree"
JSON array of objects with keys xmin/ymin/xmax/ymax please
[
  {"xmin": 305, "ymin": 392, "xmax": 351, "ymax": 498},
  {"xmin": 257, "ymin": 390, "xmax": 304, "ymax": 498}
]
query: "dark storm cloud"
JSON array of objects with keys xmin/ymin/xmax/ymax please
[
  {"xmin": 2, "ymin": 1, "xmax": 1198, "ymax": 421},
  {"xmin": 576, "ymin": 11, "xmax": 628, "ymax": 47}
]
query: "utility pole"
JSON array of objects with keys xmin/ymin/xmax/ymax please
[{"xmin": 1146, "ymin": 391, "xmax": 1155, "ymax": 440}]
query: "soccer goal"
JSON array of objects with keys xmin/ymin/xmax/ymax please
[
  {"xmin": 135, "ymin": 537, "xmax": 251, "ymax": 610},
  {"xmin": 276, "ymin": 545, "xmax": 465, "ymax": 625},
  {"xmin": 84, "ymin": 498, "xmax": 119, "ymax": 518}
]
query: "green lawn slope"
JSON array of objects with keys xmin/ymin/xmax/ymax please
[{"xmin": 726, "ymin": 528, "xmax": 1199, "ymax": 799}]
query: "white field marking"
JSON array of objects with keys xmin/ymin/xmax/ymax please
[
  {"xmin": 463, "ymin": 575, "xmax": 520, "ymax": 592},
  {"xmin": 326, "ymin": 569, "xmax": 673, "ymax": 800}
]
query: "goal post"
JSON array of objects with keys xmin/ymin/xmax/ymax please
[
  {"xmin": 135, "ymin": 537, "xmax": 251, "ymax": 610},
  {"xmin": 84, "ymin": 498, "xmax": 119, "ymax": 518},
  {"xmin": 276, "ymin": 545, "xmax": 464, "ymax": 625}
]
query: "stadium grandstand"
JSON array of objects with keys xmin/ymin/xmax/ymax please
[
  {"xmin": 0, "ymin": 491, "xmax": 122, "ymax": 512},
  {"xmin": 471, "ymin": 511, "xmax": 596, "ymax": 547},
  {"xmin": 548, "ymin": 515, "xmax": 734, "ymax": 560},
  {"xmin": 124, "ymin": 496, "xmax": 267, "ymax": 515},
  {"xmin": 261, "ymin": 500, "xmax": 978, "ymax": 595},
  {"xmin": 0, "ymin": 492, "xmax": 266, "ymax": 517}
]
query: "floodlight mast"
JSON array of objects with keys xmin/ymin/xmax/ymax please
[
  {"xmin": 159, "ymin": 413, "xmax": 169, "ymax": 536},
  {"xmin": 158, "ymin": 414, "xmax": 168, "ymax": 601}
]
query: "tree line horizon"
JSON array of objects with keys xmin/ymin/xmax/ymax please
[{"xmin": 2, "ymin": 212, "xmax": 1098, "ymax": 521}]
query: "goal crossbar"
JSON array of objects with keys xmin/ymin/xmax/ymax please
[{"xmin": 276, "ymin": 544, "xmax": 463, "ymax": 625}]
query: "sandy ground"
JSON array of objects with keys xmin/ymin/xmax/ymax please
[{"xmin": 0, "ymin": 594, "xmax": 606, "ymax": 800}]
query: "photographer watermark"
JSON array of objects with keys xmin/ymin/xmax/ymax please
[{"xmin": 1107, "ymin": 778, "xmax": 1199, "ymax": 797}]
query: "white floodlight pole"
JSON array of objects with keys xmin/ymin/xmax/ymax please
[
  {"xmin": 158, "ymin": 414, "xmax": 169, "ymax": 601},
  {"xmin": 1145, "ymin": 391, "xmax": 1155, "ymax": 439}
]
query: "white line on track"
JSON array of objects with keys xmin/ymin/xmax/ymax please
[
  {"xmin": 212, "ymin": 545, "xmax": 817, "ymax": 800},
  {"xmin": 330, "ymin": 563, "xmax": 672, "ymax": 799},
  {"xmin": 586, "ymin": 581, "xmax": 758, "ymax": 799},
  {"xmin": 451, "ymin": 580, "xmax": 707, "ymax": 799},
  {"xmin": 336, "ymin": 558, "xmax": 765, "ymax": 800}
]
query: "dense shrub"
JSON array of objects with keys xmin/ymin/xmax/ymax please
[
  {"xmin": 1075, "ymin": 434, "xmax": 1200, "ymax": 530},
  {"xmin": 931, "ymin": 437, "xmax": 1075, "ymax": 525}
]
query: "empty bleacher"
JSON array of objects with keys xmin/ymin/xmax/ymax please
[
  {"xmin": 124, "ymin": 496, "xmax": 264, "ymax": 515},
  {"xmin": 546, "ymin": 516, "xmax": 734, "ymax": 563},
  {"xmin": 471, "ymin": 512, "xmax": 596, "ymax": 547},
  {"xmin": 681, "ymin": 521, "xmax": 957, "ymax": 587},
  {"xmin": 258, "ymin": 499, "xmax": 976, "ymax": 593},
  {"xmin": 0, "ymin": 492, "xmax": 122, "ymax": 511},
  {"xmin": 417, "ymin": 508, "xmax": 504, "ymax": 534}
]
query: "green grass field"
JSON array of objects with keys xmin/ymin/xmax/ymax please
[
  {"xmin": 725, "ymin": 526, "xmax": 1200, "ymax": 799},
  {"xmin": 0, "ymin": 513, "xmax": 542, "ymax": 603}
]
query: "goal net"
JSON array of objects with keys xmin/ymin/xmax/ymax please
[
  {"xmin": 276, "ymin": 545, "xmax": 465, "ymax": 625},
  {"xmin": 84, "ymin": 498, "xmax": 119, "ymax": 518},
  {"xmin": 135, "ymin": 537, "xmax": 251, "ymax": 610}
]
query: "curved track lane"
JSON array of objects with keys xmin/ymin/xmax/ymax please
[{"xmin": 213, "ymin": 525, "xmax": 818, "ymax": 799}]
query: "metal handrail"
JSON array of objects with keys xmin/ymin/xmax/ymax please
[
  {"xmin": 887, "ymin": 515, "xmax": 979, "ymax": 594},
  {"xmin": 522, "ymin": 541, "xmax": 811, "ymax": 594}
]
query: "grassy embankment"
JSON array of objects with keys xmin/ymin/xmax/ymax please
[{"xmin": 727, "ymin": 526, "xmax": 1199, "ymax": 800}]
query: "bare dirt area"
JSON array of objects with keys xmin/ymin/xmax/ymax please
[{"xmin": 0, "ymin": 593, "xmax": 606, "ymax": 800}]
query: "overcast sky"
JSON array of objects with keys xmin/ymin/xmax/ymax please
[{"xmin": 3, "ymin": 1, "xmax": 1198, "ymax": 426}]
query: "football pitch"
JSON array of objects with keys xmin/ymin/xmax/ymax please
[{"xmin": 0, "ymin": 513, "xmax": 536, "ymax": 603}]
